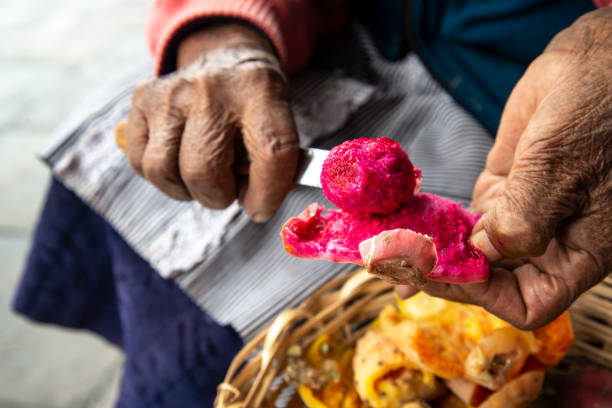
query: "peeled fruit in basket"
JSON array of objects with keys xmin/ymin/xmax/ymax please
[
  {"xmin": 353, "ymin": 329, "xmax": 446, "ymax": 407},
  {"xmin": 531, "ymin": 311, "xmax": 574, "ymax": 367},
  {"xmin": 464, "ymin": 327, "xmax": 533, "ymax": 390},
  {"xmin": 281, "ymin": 137, "xmax": 489, "ymax": 285},
  {"xmin": 379, "ymin": 301, "xmax": 511, "ymax": 381},
  {"xmin": 285, "ymin": 334, "xmax": 363, "ymax": 408},
  {"xmin": 287, "ymin": 294, "xmax": 573, "ymax": 407},
  {"xmin": 350, "ymin": 292, "xmax": 574, "ymax": 408}
]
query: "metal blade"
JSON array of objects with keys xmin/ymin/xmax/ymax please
[{"xmin": 296, "ymin": 147, "xmax": 328, "ymax": 188}]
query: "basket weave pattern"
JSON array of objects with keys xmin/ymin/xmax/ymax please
[
  {"xmin": 568, "ymin": 275, "xmax": 612, "ymax": 368},
  {"xmin": 215, "ymin": 271, "xmax": 612, "ymax": 407}
]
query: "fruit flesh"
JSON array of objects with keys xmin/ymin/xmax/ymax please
[
  {"xmin": 321, "ymin": 137, "xmax": 419, "ymax": 216},
  {"xmin": 281, "ymin": 137, "xmax": 489, "ymax": 284}
]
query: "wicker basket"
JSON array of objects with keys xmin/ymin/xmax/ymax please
[
  {"xmin": 568, "ymin": 275, "xmax": 612, "ymax": 368},
  {"xmin": 214, "ymin": 270, "xmax": 612, "ymax": 407}
]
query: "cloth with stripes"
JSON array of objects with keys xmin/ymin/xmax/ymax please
[{"xmin": 40, "ymin": 28, "xmax": 494, "ymax": 340}]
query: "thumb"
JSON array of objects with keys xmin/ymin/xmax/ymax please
[
  {"xmin": 470, "ymin": 56, "xmax": 593, "ymax": 261},
  {"xmin": 472, "ymin": 150, "xmax": 584, "ymax": 261}
]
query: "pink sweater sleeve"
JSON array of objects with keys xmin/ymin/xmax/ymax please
[
  {"xmin": 593, "ymin": 0, "xmax": 612, "ymax": 7},
  {"xmin": 146, "ymin": 0, "xmax": 347, "ymax": 76}
]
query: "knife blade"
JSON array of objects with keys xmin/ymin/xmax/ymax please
[
  {"xmin": 295, "ymin": 147, "xmax": 328, "ymax": 188},
  {"xmin": 114, "ymin": 120, "xmax": 327, "ymax": 188}
]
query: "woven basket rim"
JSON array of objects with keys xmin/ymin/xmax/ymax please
[{"xmin": 215, "ymin": 271, "xmax": 612, "ymax": 407}]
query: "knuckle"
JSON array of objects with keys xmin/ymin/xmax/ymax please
[
  {"xmin": 519, "ymin": 307, "xmax": 558, "ymax": 331},
  {"xmin": 180, "ymin": 163, "xmax": 223, "ymax": 191},
  {"xmin": 513, "ymin": 319, "xmax": 540, "ymax": 331},
  {"xmin": 259, "ymin": 136, "xmax": 299, "ymax": 162},
  {"xmin": 132, "ymin": 80, "xmax": 154, "ymax": 104},
  {"xmin": 244, "ymin": 108, "xmax": 298, "ymax": 151},
  {"xmin": 241, "ymin": 68, "xmax": 288, "ymax": 98},
  {"xmin": 180, "ymin": 163, "xmax": 208, "ymax": 187},
  {"xmin": 518, "ymin": 266, "xmax": 570, "ymax": 330},
  {"xmin": 183, "ymin": 163, "xmax": 236, "ymax": 208},
  {"xmin": 167, "ymin": 77, "xmax": 196, "ymax": 108},
  {"xmin": 486, "ymin": 190, "xmax": 553, "ymax": 257},
  {"xmin": 201, "ymin": 195, "xmax": 234, "ymax": 210},
  {"xmin": 486, "ymin": 220, "xmax": 549, "ymax": 258},
  {"xmin": 141, "ymin": 139, "xmax": 181, "ymax": 179},
  {"xmin": 190, "ymin": 184, "xmax": 233, "ymax": 209},
  {"xmin": 180, "ymin": 166, "xmax": 232, "ymax": 208},
  {"xmin": 244, "ymin": 66, "xmax": 284, "ymax": 83},
  {"xmin": 141, "ymin": 153, "xmax": 167, "ymax": 182}
]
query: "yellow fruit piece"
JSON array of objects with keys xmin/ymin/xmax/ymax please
[
  {"xmin": 533, "ymin": 311, "xmax": 574, "ymax": 366},
  {"xmin": 342, "ymin": 389, "xmax": 362, "ymax": 408},
  {"xmin": 396, "ymin": 291, "xmax": 447, "ymax": 321},
  {"xmin": 322, "ymin": 382, "xmax": 345, "ymax": 408},
  {"xmin": 307, "ymin": 333, "xmax": 333, "ymax": 368},
  {"xmin": 354, "ymin": 327, "xmax": 413, "ymax": 406},
  {"xmin": 339, "ymin": 349, "xmax": 355, "ymax": 385},
  {"xmin": 438, "ymin": 393, "xmax": 473, "ymax": 408},
  {"xmin": 421, "ymin": 371, "xmax": 436, "ymax": 389},
  {"xmin": 298, "ymin": 385, "xmax": 328, "ymax": 408},
  {"xmin": 383, "ymin": 295, "xmax": 521, "ymax": 380},
  {"xmin": 353, "ymin": 325, "xmax": 445, "ymax": 408}
]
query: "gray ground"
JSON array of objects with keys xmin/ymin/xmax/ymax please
[{"xmin": 1, "ymin": 1, "xmax": 150, "ymax": 406}]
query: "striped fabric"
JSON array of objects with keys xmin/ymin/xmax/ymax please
[{"xmin": 41, "ymin": 26, "xmax": 493, "ymax": 339}]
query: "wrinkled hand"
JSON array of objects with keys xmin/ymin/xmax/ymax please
[
  {"xmin": 399, "ymin": 8, "xmax": 612, "ymax": 329},
  {"xmin": 124, "ymin": 24, "xmax": 299, "ymax": 222}
]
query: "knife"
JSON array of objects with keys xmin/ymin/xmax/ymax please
[
  {"xmin": 114, "ymin": 120, "xmax": 327, "ymax": 188},
  {"xmin": 295, "ymin": 147, "xmax": 327, "ymax": 188}
]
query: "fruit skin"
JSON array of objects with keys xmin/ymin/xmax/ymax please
[
  {"xmin": 281, "ymin": 193, "xmax": 488, "ymax": 284},
  {"xmin": 321, "ymin": 137, "xmax": 420, "ymax": 216},
  {"xmin": 359, "ymin": 229, "xmax": 437, "ymax": 285}
]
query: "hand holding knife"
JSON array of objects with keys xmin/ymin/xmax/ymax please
[{"xmin": 115, "ymin": 120, "xmax": 327, "ymax": 190}]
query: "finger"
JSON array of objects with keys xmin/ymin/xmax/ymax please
[
  {"xmin": 470, "ymin": 54, "xmax": 561, "ymax": 216},
  {"xmin": 470, "ymin": 229, "xmax": 503, "ymax": 262},
  {"xmin": 234, "ymin": 136, "xmax": 250, "ymax": 204},
  {"xmin": 451, "ymin": 178, "xmax": 609, "ymax": 329},
  {"xmin": 483, "ymin": 54, "xmax": 561, "ymax": 177},
  {"xmin": 240, "ymin": 81, "xmax": 299, "ymax": 222},
  {"xmin": 420, "ymin": 238, "xmax": 601, "ymax": 330},
  {"xmin": 419, "ymin": 267, "xmax": 528, "ymax": 325},
  {"xmin": 479, "ymin": 105, "xmax": 592, "ymax": 259},
  {"xmin": 141, "ymin": 109, "xmax": 191, "ymax": 201},
  {"xmin": 124, "ymin": 103, "xmax": 149, "ymax": 177},
  {"xmin": 469, "ymin": 169, "xmax": 506, "ymax": 215},
  {"xmin": 532, "ymin": 207, "xmax": 611, "ymax": 296},
  {"xmin": 419, "ymin": 266, "xmax": 549, "ymax": 329},
  {"xmin": 179, "ymin": 109, "xmax": 237, "ymax": 209},
  {"xmin": 476, "ymin": 49, "xmax": 597, "ymax": 260}
]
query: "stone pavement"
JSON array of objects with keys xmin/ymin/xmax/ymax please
[{"xmin": 1, "ymin": 1, "xmax": 149, "ymax": 406}]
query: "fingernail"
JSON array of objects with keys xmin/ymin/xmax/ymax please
[
  {"xmin": 252, "ymin": 211, "xmax": 273, "ymax": 223},
  {"xmin": 470, "ymin": 229, "xmax": 502, "ymax": 262}
]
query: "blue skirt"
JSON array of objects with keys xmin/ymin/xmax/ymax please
[{"xmin": 13, "ymin": 178, "xmax": 242, "ymax": 407}]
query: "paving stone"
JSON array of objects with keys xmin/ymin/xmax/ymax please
[
  {"xmin": 0, "ymin": 62, "xmax": 75, "ymax": 133},
  {"xmin": 0, "ymin": 0, "xmax": 149, "ymax": 133},
  {"xmin": 0, "ymin": 0, "xmax": 149, "ymax": 62},
  {"xmin": 0, "ymin": 234, "xmax": 123, "ymax": 407},
  {"xmin": 83, "ymin": 361, "xmax": 123, "ymax": 408},
  {"xmin": 0, "ymin": 1, "xmax": 151, "ymax": 405},
  {"xmin": 0, "ymin": 132, "xmax": 50, "ymax": 231}
]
